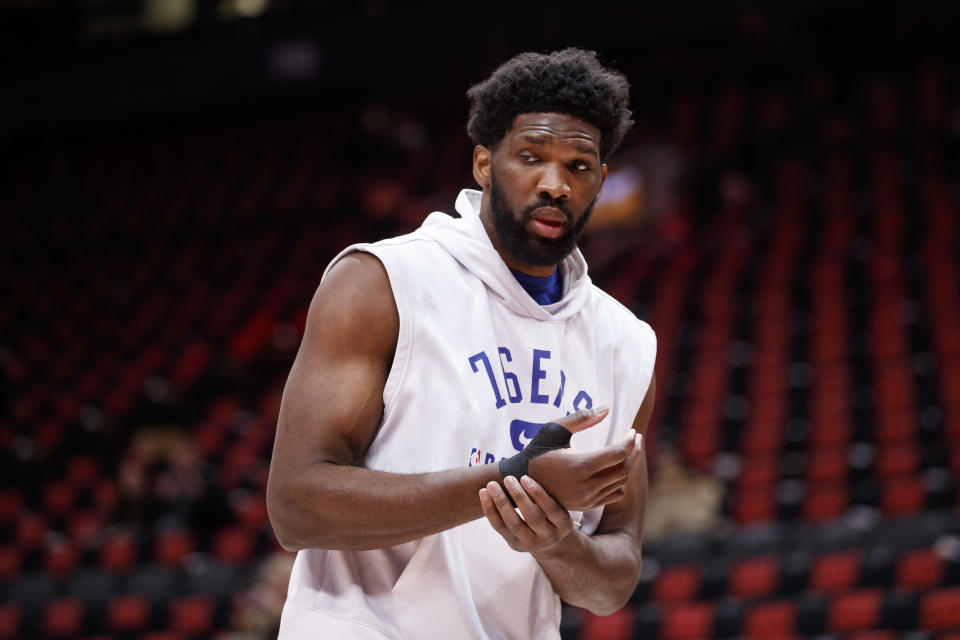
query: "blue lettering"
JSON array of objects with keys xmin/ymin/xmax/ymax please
[
  {"xmin": 531, "ymin": 349, "xmax": 551, "ymax": 404},
  {"xmin": 573, "ymin": 390, "xmax": 593, "ymax": 412},
  {"xmin": 553, "ymin": 369, "xmax": 566, "ymax": 408},
  {"xmin": 498, "ymin": 347, "xmax": 522, "ymax": 403},
  {"xmin": 469, "ymin": 351, "xmax": 506, "ymax": 409},
  {"xmin": 484, "ymin": 453, "xmax": 495, "ymax": 465}
]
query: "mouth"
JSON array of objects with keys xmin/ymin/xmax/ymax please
[{"xmin": 528, "ymin": 207, "xmax": 568, "ymax": 239}]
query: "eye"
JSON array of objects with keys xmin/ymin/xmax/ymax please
[
  {"xmin": 571, "ymin": 160, "xmax": 592, "ymax": 171},
  {"xmin": 519, "ymin": 153, "xmax": 539, "ymax": 163}
]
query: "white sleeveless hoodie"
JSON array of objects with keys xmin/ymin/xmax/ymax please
[{"xmin": 278, "ymin": 189, "xmax": 656, "ymax": 639}]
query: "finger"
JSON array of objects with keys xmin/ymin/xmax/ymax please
[
  {"xmin": 520, "ymin": 475, "xmax": 573, "ymax": 530},
  {"xmin": 504, "ymin": 476, "xmax": 550, "ymax": 533},
  {"xmin": 592, "ymin": 434, "xmax": 642, "ymax": 483},
  {"xmin": 593, "ymin": 483, "xmax": 628, "ymax": 508},
  {"xmin": 485, "ymin": 481, "xmax": 529, "ymax": 536},
  {"xmin": 582, "ymin": 436, "xmax": 635, "ymax": 475},
  {"xmin": 551, "ymin": 404, "xmax": 610, "ymax": 434},
  {"xmin": 479, "ymin": 488, "xmax": 509, "ymax": 535}
]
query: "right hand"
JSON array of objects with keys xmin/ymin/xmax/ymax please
[{"xmin": 527, "ymin": 407, "xmax": 641, "ymax": 512}]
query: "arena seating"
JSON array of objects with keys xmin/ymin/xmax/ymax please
[{"xmin": 1, "ymin": 40, "xmax": 958, "ymax": 639}]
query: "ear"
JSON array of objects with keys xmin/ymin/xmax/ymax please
[
  {"xmin": 594, "ymin": 163, "xmax": 609, "ymax": 203},
  {"xmin": 473, "ymin": 145, "xmax": 492, "ymax": 189}
]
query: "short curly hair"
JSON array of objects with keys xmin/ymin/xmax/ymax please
[{"xmin": 466, "ymin": 48, "xmax": 633, "ymax": 162}]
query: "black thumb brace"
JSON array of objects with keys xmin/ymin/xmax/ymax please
[{"xmin": 499, "ymin": 421, "xmax": 572, "ymax": 480}]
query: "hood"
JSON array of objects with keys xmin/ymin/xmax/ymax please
[{"xmin": 418, "ymin": 189, "xmax": 593, "ymax": 321}]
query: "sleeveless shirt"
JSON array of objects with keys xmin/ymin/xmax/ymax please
[{"xmin": 278, "ymin": 189, "xmax": 657, "ymax": 639}]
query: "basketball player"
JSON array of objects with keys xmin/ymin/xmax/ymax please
[{"xmin": 267, "ymin": 48, "xmax": 656, "ymax": 639}]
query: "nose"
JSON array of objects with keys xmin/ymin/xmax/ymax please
[{"xmin": 536, "ymin": 164, "xmax": 569, "ymax": 201}]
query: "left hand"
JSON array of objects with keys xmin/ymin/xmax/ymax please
[{"xmin": 479, "ymin": 475, "xmax": 575, "ymax": 554}]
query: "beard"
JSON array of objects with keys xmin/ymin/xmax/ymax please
[{"xmin": 488, "ymin": 173, "xmax": 595, "ymax": 268}]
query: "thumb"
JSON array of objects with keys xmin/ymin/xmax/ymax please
[{"xmin": 551, "ymin": 405, "xmax": 610, "ymax": 434}]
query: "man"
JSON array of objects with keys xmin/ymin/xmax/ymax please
[{"xmin": 267, "ymin": 48, "xmax": 656, "ymax": 639}]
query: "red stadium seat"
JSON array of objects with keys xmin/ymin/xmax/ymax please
[
  {"xmin": 578, "ymin": 607, "xmax": 634, "ymax": 640},
  {"xmin": 0, "ymin": 489, "xmax": 22, "ymax": 524},
  {"xmin": 897, "ymin": 548, "xmax": 945, "ymax": 590},
  {"xmin": 106, "ymin": 594, "xmax": 152, "ymax": 634},
  {"xmin": 99, "ymin": 531, "xmax": 138, "ymax": 573},
  {"xmin": 0, "ymin": 603, "xmax": 21, "ymax": 640},
  {"xmin": 0, "ymin": 546, "xmax": 20, "ymax": 582},
  {"xmin": 154, "ymin": 528, "xmax": 195, "ymax": 569},
  {"xmin": 826, "ymin": 588, "xmax": 884, "ymax": 632},
  {"xmin": 43, "ymin": 487, "xmax": 79, "ymax": 534},
  {"xmin": 169, "ymin": 595, "xmax": 215, "ymax": 636},
  {"xmin": 803, "ymin": 483, "xmax": 850, "ymax": 523},
  {"xmin": 809, "ymin": 550, "xmax": 861, "ymax": 593},
  {"xmin": 652, "ymin": 565, "xmax": 702, "ymax": 604},
  {"xmin": 920, "ymin": 586, "xmax": 960, "ymax": 631},
  {"xmin": 659, "ymin": 602, "xmax": 715, "ymax": 640},
  {"xmin": 45, "ymin": 539, "xmax": 79, "ymax": 578},
  {"xmin": 213, "ymin": 525, "xmax": 255, "ymax": 566},
  {"xmin": 43, "ymin": 598, "xmax": 85, "ymax": 638},
  {"xmin": 807, "ymin": 447, "xmax": 848, "ymax": 482},
  {"xmin": 17, "ymin": 513, "xmax": 48, "ymax": 551},
  {"xmin": 743, "ymin": 600, "xmax": 798, "ymax": 639},
  {"xmin": 729, "ymin": 555, "xmax": 781, "ymax": 599},
  {"xmin": 732, "ymin": 486, "xmax": 777, "ymax": 524},
  {"xmin": 881, "ymin": 476, "xmax": 926, "ymax": 516}
]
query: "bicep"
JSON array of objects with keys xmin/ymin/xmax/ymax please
[
  {"xmin": 593, "ymin": 375, "xmax": 656, "ymax": 540},
  {"xmin": 272, "ymin": 253, "xmax": 399, "ymax": 473}
]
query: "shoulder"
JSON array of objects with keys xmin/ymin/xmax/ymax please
[
  {"xmin": 307, "ymin": 251, "xmax": 398, "ymax": 355},
  {"xmin": 586, "ymin": 285, "xmax": 657, "ymax": 350}
]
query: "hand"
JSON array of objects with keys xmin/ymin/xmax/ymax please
[
  {"xmin": 529, "ymin": 425, "xmax": 642, "ymax": 512},
  {"xmin": 479, "ymin": 475, "xmax": 575, "ymax": 554}
]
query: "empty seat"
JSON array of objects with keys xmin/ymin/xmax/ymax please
[
  {"xmin": 45, "ymin": 539, "xmax": 79, "ymax": 578},
  {"xmin": 106, "ymin": 594, "xmax": 152, "ymax": 635},
  {"xmin": 42, "ymin": 598, "xmax": 85, "ymax": 638},
  {"xmin": 0, "ymin": 546, "xmax": 20, "ymax": 582},
  {"xmin": 743, "ymin": 600, "xmax": 797, "ymax": 639},
  {"xmin": 919, "ymin": 586, "xmax": 960, "ymax": 631},
  {"xmin": 896, "ymin": 547, "xmax": 944, "ymax": 589},
  {"xmin": 154, "ymin": 528, "xmax": 195, "ymax": 569},
  {"xmin": 168, "ymin": 595, "xmax": 215, "ymax": 637},
  {"xmin": 803, "ymin": 482, "xmax": 850, "ymax": 523},
  {"xmin": 826, "ymin": 588, "xmax": 884, "ymax": 632},
  {"xmin": 728, "ymin": 555, "xmax": 780, "ymax": 599},
  {"xmin": 809, "ymin": 550, "xmax": 861, "ymax": 593},
  {"xmin": 659, "ymin": 602, "xmax": 714, "ymax": 640},
  {"xmin": 732, "ymin": 486, "xmax": 777, "ymax": 524},
  {"xmin": 881, "ymin": 476, "xmax": 927, "ymax": 516},
  {"xmin": 578, "ymin": 607, "xmax": 634, "ymax": 640},
  {"xmin": 652, "ymin": 565, "xmax": 702, "ymax": 604},
  {"xmin": 213, "ymin": 525, "xmax": 255, "ymax": 566},
  {"xmin": 0, "ymin": 603, "xmax": 21, "ymax": 640},
  {"xmin": 99, "ymin": 531, "xmax": 139, "ymax": 573}
]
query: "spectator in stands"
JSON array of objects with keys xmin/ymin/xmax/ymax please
[{"xmin": 643, "ymin": 445, "xmax": 724, "ymax": 545}]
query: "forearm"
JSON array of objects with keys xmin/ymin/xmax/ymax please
[
  {"xmin": 532, "ymin": 529, "xmax": 642, "ymax": 615},
  {"xmin": 267, "ymin": 462, "xmax": 501, "ymax": 551}
]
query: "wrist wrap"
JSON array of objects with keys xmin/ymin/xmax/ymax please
[{"xmin": 499, "ymin": 421, "xmax": 572, "ymax": 480}]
